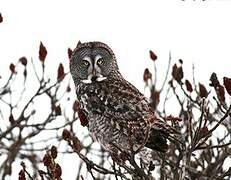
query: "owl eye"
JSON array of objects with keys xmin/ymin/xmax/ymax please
[
  {"xmin": 97, "ymin": 58, "xmax": 104, "ymax": 65},
  {"xmin": 82, "ymin": 60, "xmax": 90, "ymax": 67}
]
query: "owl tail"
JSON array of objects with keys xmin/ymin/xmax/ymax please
[
  {"xmin": 145, "ymin": 128, "xmax": 168, "ymax": 153},
  {"xmin": 145, "ymin": 120, "xmax": 182, "ymax": 153}
]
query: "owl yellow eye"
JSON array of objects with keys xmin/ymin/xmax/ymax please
[
  {"xmin": 82, "ymin": 60, "xmax": 90, "ymax": 67},
  {"xmin": 97, "ymin": 58, "xmax": 104, "ymax": 65}
]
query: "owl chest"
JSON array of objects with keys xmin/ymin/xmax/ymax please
[
  {"xmin": 77, "ymin": 83, "xmax": 121, "ymax": 143},
  {"xmin": 77, "ymin": 83, "xmax": 109, "ymax": 125},
  {"xmin": 80, "ymin": 93, "xmax": 114, "ymax": 144},
  {"xmin": 78, "ymin": 84, "xmax": 107, "ymax": 114}
]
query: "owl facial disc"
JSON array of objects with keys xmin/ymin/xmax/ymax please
[{"xmin": 81, "ymin": 55, "xmax": 107, "ymax": 84}]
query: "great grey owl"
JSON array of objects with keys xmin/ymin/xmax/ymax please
[{"xmin": 70, "ymin": 41, "xmax": 177, "ymax": 158}]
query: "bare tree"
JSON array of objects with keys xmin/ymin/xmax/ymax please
[{"xmin": 0, "ymin": 43, "xmax": 230, "ymax": 180}]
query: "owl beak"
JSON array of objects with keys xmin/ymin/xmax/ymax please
[
  {"xmin": 92, "ymin": 69, "xmax": 97, "ymax": 76},
  {"xmin": 91, "ymin": 69, "xmax": 97, "ymax": 81},
  {"xmin": 91, "ymin": 70, "xmax": 107, "ymax": 82},
  {"xmin": 82, "ymin": 69, "xmax": 107, "ymax": 84}
]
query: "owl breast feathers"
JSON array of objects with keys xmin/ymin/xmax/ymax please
[{"xmin": 70, "ymin": 41, "xmax": 177, "ymax": 155}]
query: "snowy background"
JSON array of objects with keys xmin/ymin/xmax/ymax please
[{"xmin": 1, "ymin": 0, "xmax": 231, "ymax": 179}]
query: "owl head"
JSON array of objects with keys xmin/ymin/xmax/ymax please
[{"xmin": 70, "ymin": 41, "xmax": 119, "ymax": 84}]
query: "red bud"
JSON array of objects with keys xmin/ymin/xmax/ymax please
[
  {"xmin": 0, "ymin": 13, "xmax": 3, "ymax": 23},
  {"xmin": 9, "ymin": 63, "xmax": 15, "ymax": 73},
  {"xmin": 57, "ymin": 63, "xmax": 65, "ymax": 81},
  {"xmin": 19, "ymin": 57, "xmax": 27, "ymax": 66},
  {"xmin": 39, "ymin": 42, "xmax": 47, "ymax": 63},
  {"xmin": 223, "ymin": 77, "xmax": 231, "ymax": 96},
  {"xmin": 149, "ymin": 50, "xmax": 157, "ymax": 61},
  {"xmin": 68, "ymin": 48, "xmax": 73, "ymax": 60},
  {"xmin": 199, "ymin": 83, "xmax": 208, "ymax": 98},
  {"xmin": 185, "ymin": 80, "xmax": 193, "ymax": 93}
]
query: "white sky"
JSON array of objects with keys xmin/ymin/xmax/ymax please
[{"xmin": 1, "ymin": 0, "xmax": 231, "ymax": 179}]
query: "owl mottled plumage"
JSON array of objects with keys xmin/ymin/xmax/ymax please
[{"xmin": 70, "ymin": 41, "xmax": 175, "ymax": 155}]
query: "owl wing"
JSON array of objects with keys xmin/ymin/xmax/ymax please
[
  {"xmin": 103, "ymin": 79, "xmax": 182, "ymax": 152},
  {"xmin": 102, "ymin": 78, "xmax": 155, "ymax": 146}
]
